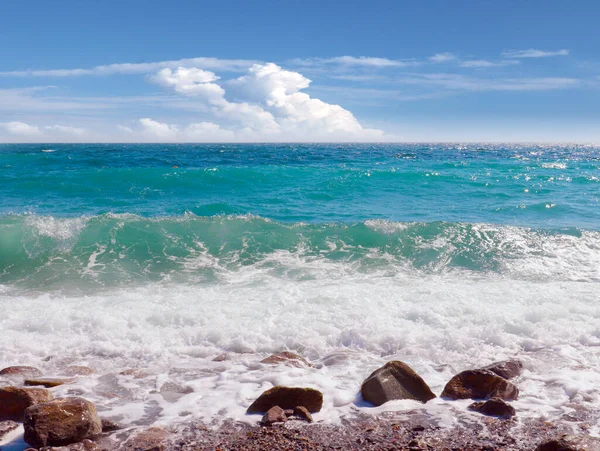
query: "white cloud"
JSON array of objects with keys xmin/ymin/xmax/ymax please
[
  {"xmin": 502, "ymin": 49, "xmax": 570, "ymax": 58},
  {"xmin": 147, "ymin": 62, "xmax": 384, "ymax": 139},
  {"xmin": 139, "ymin": 118, "xmax": 179, "ymax": 138},
  {"xmin": 117, "ymin": 125, "xmax": 133, "ymax": 133},
  {"xmin": 291, "ymin": 56, "xmax": 420, "ymax": 68},
  {"xmin": 460, "ymin": 60, "xmax": 520, "ymax": 68},
  {"xmin": 0, "ymin": 57, "xmax": 258, "ymax": 77},
  {"xmin": 2, "ymin": 121, "xmax": 42, "ymax": 136},
  {"xmin": 396, "ymin": 73, "xmax": 580, "ymax": 91},
  {"xmin": 0, "ymin": 121, "xmax": 87, "ymax": 140},
  {"xmin": 44, "ymin": 125, "xmax": 86, "ymax": 135},
  {"xmin": 429, "ymin": 53, "xmax": 457, "ymax": 63}
]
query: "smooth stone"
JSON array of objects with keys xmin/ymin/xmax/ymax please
[
  {"xmin": 118, "ymin": 368, "xmax": 147, "ymax": 379},
  {"xmin": 247, "ymin": 386, "xmax": 323, "ymax": 413},
  {"xmin": 480, "ymin": 359, "xmax": 524, "ymax": 380},
  {"xmin": 61, "ymin": 366, "xmax": 95, "ymax": 377},
  {"xmin": 0, "ymin": 366, "xmax": 43, "ymax": 379},
  {"xmin": 468, "ymin": 397, "xmax": 516, "ymax": 418},
  {"xmin": 24, "ymin": 378, "xmax": 74, "ymax": 388},
  {"xmin": 361, "ymin": 361, "xmax": 436, "ymax": 406},
  {"xmin": 212, "ymin": 353, "xmax": 229, "ymax": 362},
  {"xmin": 293, "ymin": 405, "xmax": 313, "ymax": 422},
  {"xmin": 260, "ymin": 352, "xmax": 313, "ymax": 368},
  {"xmin": 23, "ymin": 397, "xmax": 102, "ymax": 448},
  {"xmin": 0, "ymin": 386, "xmax": 54, "ymax": 421},
  {"xmin": 536, "ymin": 434, "xmax": 600, "ymax": 451},
  {"xmin": 441, "ymin": 369, "xmax": 519, "ymax": 401}
]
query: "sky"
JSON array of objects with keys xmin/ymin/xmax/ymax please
[{"xmin": 0, "ymin": 0, "xmax": 599, "ymax": 143}]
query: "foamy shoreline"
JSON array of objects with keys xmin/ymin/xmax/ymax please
[{"xmin": 1, "ymin": 353, "xmax": 599, "ymax": 450}]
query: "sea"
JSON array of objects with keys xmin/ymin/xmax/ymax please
[{"xmin": 0, "ymin": 143, "xmax": 599, "ymax": 436}]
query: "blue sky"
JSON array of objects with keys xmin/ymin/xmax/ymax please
[{"xmin": 1, "ymin": 0, "xmax": 599, "ymax": 142}]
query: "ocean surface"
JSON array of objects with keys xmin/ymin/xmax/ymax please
[{"xmin": 1, "ymin": 143, "xmax": 599, "ymax": 435}]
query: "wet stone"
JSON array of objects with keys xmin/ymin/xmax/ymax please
[
  {"xmin": 468, "ymin": 397, "xmax": 516, "ymax": 419},
  {"xmin": 260, "ymin": 352, "xmax": 313, "ymax": 368},
  {"xmin": 0, "ymin": 386, "xmax": 54, "ymax": 421},
  {"xmin": 23, "ymin": 397, "xmax": 102, "ymax": 448},
  {"xmin": 293, "ymin": 406, "xmax": 313, "ymax": 422},
  {"xmin": 247, "ymin": 386, "xmax": 323, "ymax": 413},
  {"xmin": 0, "ymin": 366, "xmax": 43, "ymax": 379},
  {"xmin": 480, "ymin": 359, "xmax": 524, "ymax": 380},
  {"xmin": 361, "ymin": 361, "xmax": 436, "ymax": 406},
  {"xmin": 441, "ymin": 369, "xmax": 519, "ymax": 401},
  {"xmin": 261, "ymin": 406, "xmax": 288, "ymax": 426},
  {"xmin": 24, "ymin": 378, "xmax": 74, "ymax": 388}
]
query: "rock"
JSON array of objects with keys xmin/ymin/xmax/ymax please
[
  {"xmin": 212, "ymin": 353, "xmax": 228, "ymax": 362},
  {"xmin": 0, "ymin": 420, "xmax": 19, "ymax": 440},
  {"xmin": 536, "ymin": 434, "xmax": 600, "ymax": 450},
  {"xmin": 61, "ymin": 366, "xmax": 95, "ymax": 377},
  {"xmin": 283, "ymin": 409, "xmax": 294, "ymax": 417},
  {"xmin": 260, "ymin": 352, "xmax": 313, "ymax": 368},
  {"xmin": 441, "ymin": 369, "xmax": 519, "ymax": 401},
  {"xmin": 293, "ymin": 406, "xmax": 313, "ymax": 422},
  {"xmin": 0, "ymin": 386, "xmax": 54, "ymax": 421},
  {"xmin": 261, "ymin": 406, "xmax": 288, "ymax": 426},
  {"xmin": 360, "ymin": 361, "xmax": 436, "ymax": 406},
  {"xmin": 480, "ymin": 359, "xmax": 524, "ymax": 380},
  {"xmin": 0, "ymin": 366, "xmax": 43, "ymax": 379},
  {"xmin": 120, "ymin": 427, "xmax": 170, "ymax": 450},
  {"xmin": 23, "ymin": 397, "xmax": 102, "ymax": 448},
  {"xmin": 159, "ymin": 381, "xmax": 194, "ymax": 403},
  {"xmin": 24, "ymin": 377, "xmax": 74, "ymax": 388},
  {"xmin": 119, "ymin": 368, "xmax": 147, "ymax": 379},
  {"xmin": 100, "ymin": 418, "xmax": 121, "ymax": 432},
  {"xmin": 468, "ymin": 397, "xmax": 516, "ymax": 418},
  {"xmin": 247, "ymin": 386, "xmax": 323, "ymax": 413}
]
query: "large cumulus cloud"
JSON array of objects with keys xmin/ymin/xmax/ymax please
[{"xmin": 139, "ymin": 63, "xmax": 384, "ymax": 141}]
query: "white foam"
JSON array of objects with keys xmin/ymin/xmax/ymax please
[{"xmin": 1, "ymin": 266, "xmax": 599, "ymax": 431}]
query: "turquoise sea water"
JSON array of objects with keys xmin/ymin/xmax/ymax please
[
  {"xmin": 2, "ymin": 144, "xmax": 600, "ymax": 434},
  {"xmin": 1, "ymin": 143, "xmax": 599, "ymax": 289}
]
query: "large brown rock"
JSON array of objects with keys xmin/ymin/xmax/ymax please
[
  {"xmin": 0, "ymin": 386, "xmax": 53, "ymax": 421},
  {"xmin": 480, "ymin": 359, "xmax": 524, "ymax": 380},
  {"xmin": 247, "ymin": 386, "xmax": 323, "ymax": 413},
  {"xmin": 261, "ymin": 352, "xmax": 313, "ymax": 368},
  {"xmin": 0, "ymin": 366, "xmax": 43, "ymax": 379},
  {"xmin": 536, "ymin": 434, "xmax": 600, "ymax": 450},
  {"xmin": 468, "ymin": 397, "xmax": 516, "ymax": 418},
  {"xmin": 23, "ymin": 397, "xmax": 102, "ymax": 448},
  {"xmin": 360, "ymin": 361, "xmax": 436, "ymax": 406},
  {"xmin": 441, "ymin": 369, "xmax": 519, "ymax": 401}
]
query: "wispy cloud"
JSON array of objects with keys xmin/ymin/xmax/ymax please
[
  {"xmin": 501, "ymin": 49, "xmax": 570, "ymax": 58},
  {"xmin": 429, "ymin": 53, "xmax": 457, "ymax": 63},
  {"xmin": 396, "ymin": 73, "xmax": 580, "ymax": 91},
  {"xmin": 0, "ymin": 57, "xmax": 258, "ymax": 77},
  {"xmin": 290, "ymin": 56, "xmax": 420, "ymax": 68},
  {"xmin": 460, "ymin": 59, "xmax": 520, "ymax": 68}
]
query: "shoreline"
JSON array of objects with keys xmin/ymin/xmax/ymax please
[{"xmin": 1, "ymin": 355, "xmax": 599, "ymax": 450}]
